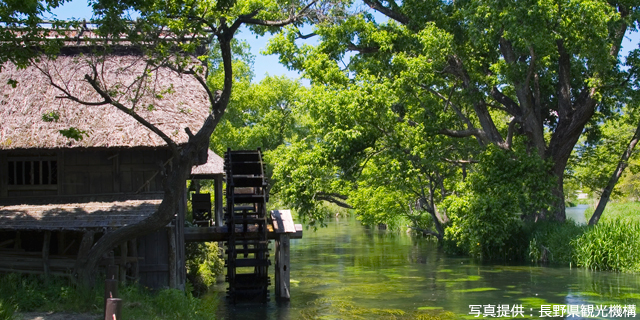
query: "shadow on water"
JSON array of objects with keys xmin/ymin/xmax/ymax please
[{"xmin": 210, "ymin": 216, "xmax": 639, "ymax": 319}]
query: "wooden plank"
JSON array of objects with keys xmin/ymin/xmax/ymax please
[
  {"xmin": 183, "ymin": 225, "xmax": 303, "ymax": 242},
  {"xmin": 275, "ymin": 234, "xmax": 291, "ymax": 300},
  {"xmin": 177, "ymin": 188, "xmax": 187, "ymax": 290},
  {"xmin": 214, "ymin": 176, "xmax": 223, "ymax": 227},
  {"xmin": 271, "ymin": 210, "xmax": 296, "ymax": 233},
  {"xmin": 42, "ymin": 231, "xmax": 51, "ymax": 276}
]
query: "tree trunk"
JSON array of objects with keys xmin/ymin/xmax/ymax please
[
  {"xmin": 589, "ymin": 121, "xmax": 640, "ymax": 225},
  {"xmin": 74, "ymin": 114, "xmax": 220, "ymax": 287}
]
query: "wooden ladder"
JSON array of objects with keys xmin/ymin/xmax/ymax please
[{"xmin": 224, "ymin": 148, "xmax": 270, "ymax": 303}]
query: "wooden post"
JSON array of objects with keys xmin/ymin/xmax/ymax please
[
  {"xmin": 119, "ymin": 243, "xmax": 128, "ymax": 284},
  {"xmin": 271, "ymin": 210, "xmax": 295, "ymax": 301},
  {"xmin": 167, "ymin": 227, "xmax": 177, "ymax": 289},
  {"xmin": 214, "ymin": 175, "xmax": 223, "ymax": 226},
  {"xmin": 42, "ymin": 231, "xmax": 51, "ymax": 277},
  {"xmin": 106, "ymin": 265, "xmax": 118, "ymax": 280},
  {"xmin": 275, "ymin": 234, "xmax": 291, "ymax": 300},
  {"xmin": 104, "ymin": 298, "xmax": 122, "ymax": 320},
  {"xmin": 104, "ymin": 279, "xmax": 118, "ymax": 300},
  {"xmin": 104, "ymin": 278, "xmax": 118, "ymax": 319}
]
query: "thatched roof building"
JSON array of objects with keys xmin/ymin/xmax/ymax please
[{"xmin": 0, "ymin": 41, "xmax": 224, "ymax": 288}]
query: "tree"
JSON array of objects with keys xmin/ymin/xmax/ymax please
[
  {"xmin": 267, "ymin": 0, "xmax": 640, "ymax": 224},
  {"xmin": 2, "ymin": 0, "xmax": 337, "ymax": 286}
]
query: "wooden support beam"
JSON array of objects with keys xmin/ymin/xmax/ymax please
[
  {"xmin": 42, "ymin": 231, "xmax": 51, "ymax": 277},
  {"xmin": 184, "ymin": 225, "xmax": 302, "ymax": 242},
  {"xmin": 275, "ymin": 233, "xmax": 291, "ymax": 300},
  {"xmin": 167, "ymin": 226, "xmax": 177, "ymax": 289},
  {"xmin": 214, "ymin": 175, "xmax": 223, "ymax": 226}
]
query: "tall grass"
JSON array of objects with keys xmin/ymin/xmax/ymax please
[
  {"xmin": 572, "ymin": 221, "xmax": 640, "ymax": 272},
  {"xmin": 0, "ymin": 273, "xmax": 219, "ymax": 319},
  {"xmin": 526, "ymin": 221, "xmax": 586, "ymax": 264}
]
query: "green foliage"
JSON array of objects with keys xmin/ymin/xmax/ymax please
[
  {"xmin": 41, "ymin": 110, "xmax": 60, "ymax": 122},
  {"xmin": 58, "ymin": 127, "xmax": 88, "ymax": 141},
  {"xmin": 526, "ymin": 221, "xmax": 586, "ymax": 264},
  {"xmin": 572, "ymin": 221, "xmax": 640, "ymax": 272},
  {"xmin": 185, "ymin": 242, "xmax": 224, "ymax": 296},
  {"xmin": 120, "ymin": 286, "xmax": 218, "ymax": 320},
  {"xmin": 443, "ymin": 146, "xmax": 557, "ymax": 259},
  {"xmin": 210, "ymin": 75, "xmax": 306, "ymax": 155},
  {"xmin": 6, "ymin": 79, "xmax": 18, "ymax": 88},
  {"xmin": 569, "ymin": 108, "xmax": 638, "ymax": 198},
  {"xmin": 0, "ymin": 273, "xmax": 99, "ymax": 313},
  {"xmin": 0, "ymin": 299, "xmax": 16, "ymax": 320}
]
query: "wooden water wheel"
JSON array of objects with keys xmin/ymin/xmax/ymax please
[{"xmin": 224, "ymin": 148, "xmax": 270, "ymax": 303}]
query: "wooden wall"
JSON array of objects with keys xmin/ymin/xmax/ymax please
[
  {"xmin": 0, "ymin": 147, "xmax": 187, "ymax": 290},
  {"xmin": 0, "ymin": 148, "xmax": 171, "ymax": 204}
]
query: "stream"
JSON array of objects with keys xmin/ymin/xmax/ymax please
[{"xmin": 211, "ymin": 215, "xmax": 639, "ymax": 319}]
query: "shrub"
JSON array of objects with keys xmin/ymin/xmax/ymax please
[
  {"xmin": 443, "ymin": 146, "xmax": 556, "ymax": 260},
  {"xmin": 186, "ymin": 241, "xmax": 224, "ymax": 296}
]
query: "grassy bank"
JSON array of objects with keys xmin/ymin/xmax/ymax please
[
  {"xmin": 583, "ymin": 201, "xmax": 640, "ymax": 223},
  {"xmin": 526, "ymin": 201, "xmax": 640, "ymax": 272},
  {"xmin": 0, "ymin": 273, "xmax": 218, "ymax": 320}
]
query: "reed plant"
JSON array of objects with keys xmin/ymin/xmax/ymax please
[{"xmin": 571, "ymin": 220, "xmax": 640, "ymax": 272}]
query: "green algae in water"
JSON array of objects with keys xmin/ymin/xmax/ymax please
[
  {"xmin": 453, "ymin": 287, "xmax": 498, "ymax": 293},
  {"xmin": 519, "ymin": 297, "xmax": 550, "ymax": 308},
  {"xmin": 418, "ymin": 307, "xmax": 443, "ymax": 310}
]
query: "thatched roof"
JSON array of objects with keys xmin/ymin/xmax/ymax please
[
  {"xmin": 0, "ymin": 54, "xmax": 211, "ymax": 150},
  {"xmin": 0, "ymin": 199, "xmax": 161, "ymax": 231},
  {"xmin": 191, "ymin": 149, "xmax": 224, "ymax": 178}
]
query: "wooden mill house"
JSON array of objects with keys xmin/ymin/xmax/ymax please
[{"xmin": 0, "ymin": 37, "xmax": 225, "ymax": 290}]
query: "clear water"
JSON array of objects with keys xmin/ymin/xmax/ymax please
[{"xmin": 212, "ymin": 216, "xmax": 639, "ymax": 319}]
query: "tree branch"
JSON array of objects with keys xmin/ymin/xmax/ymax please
[
  {"xmin": 362, "ymin": 0, "xmax": 409, "ymax": 25},
  {"xmin": 316, "ymin": 192, "xmax": 353, "ymax": 209},
  {"xmin": 83, "ymin": 66, "xmax": 179, "ymax": 155}
]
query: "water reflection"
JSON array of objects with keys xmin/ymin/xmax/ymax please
[{"xmin": 213, "ymin": 216, "xmax": 639, "ymax": 319}]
